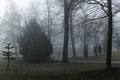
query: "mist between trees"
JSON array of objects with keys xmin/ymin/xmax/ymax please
[{"xmin": 0, "ymin": 0, "xmax": 119, "ymax": 70}]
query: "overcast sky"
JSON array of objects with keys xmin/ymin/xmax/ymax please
[
  {"xmin": 0, "ymin": 0, "xmax": 7, "ymax": 17},
  {"xmin": 0, "ymin": 0, "xmax": 45, "ymax": 17}
]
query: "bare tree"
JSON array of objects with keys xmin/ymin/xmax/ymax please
[
  {"xmin": 69, "ymin": 10, "xmax": 77, "ymax": 58},
  {"xmin": 113, "ymin": 28, "xmax": 120, "ymax": 52},
  {"xmin": 106, "ymin": 0, "xmax": 113, "ymax": 70},
  {"xmin": 62, "ymin": 0, "xmax": 69, "ymax": 62},
  {"xmin": 46, "ymin": 0, "xmax": 53, "ymax": 40},
  {"xmin": 2, "ymin": 0, "xmax": 22, "ymax": 57},
  {"xmin": 85, "ymin": 0, "xmax": 114, "ymax": 70}
]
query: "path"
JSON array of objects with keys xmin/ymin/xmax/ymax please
[{"xmin": 70, "ymin": 60, "xmax": 120, "ymax": 64}]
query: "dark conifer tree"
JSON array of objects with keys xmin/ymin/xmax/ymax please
[{"xmin": 18, "ymin": 18, "xmax": 53, "ymax": 63}]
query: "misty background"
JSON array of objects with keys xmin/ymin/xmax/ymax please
[{"xmin": 0, "ymin": 0, "xmax": 119, "ymax": 60}]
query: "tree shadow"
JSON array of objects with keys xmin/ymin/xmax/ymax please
[{"xmin": 79, "ymin": 68, "xmax": 120, "ymax": 80}]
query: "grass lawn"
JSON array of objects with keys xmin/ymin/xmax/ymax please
[
  {"xmin": 71, "ymin": 51, "xmax": 120, "ymax": 61},
  {"xmin": 0, "ymin": 61, "xmax": 106, "ymax": 80},
  {"xmin": 0, "ymin": 62, "xmax": 120, "ymax": 80},
  {"xmin": 0, "ymin": 52, "xmax": 120, "ymax": 80}
]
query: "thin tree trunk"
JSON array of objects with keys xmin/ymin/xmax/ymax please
[
  {"xmin": 103, "ymin": 27, "xmax": 108, "ymax": 54},
  {"xmin": 118, "ymin": 45, "xmax": 120, "ymax": 53},
  {"xmin": 62, "ymin": 0, "xmax": 69, "ymax": 62},
  {"xmin": 117, "ymin": 37, "xmax": 120, "ymax": 52},
  {"xmin": 13, "ymin": 41, "xmax": 18, "ymax": 56},
  {"xmin": 106, "ymin": 0, "xmax": 113, "ymax": 70},
  {"xmin": 11, "ymin": 24, "xmax": 18, "ymax": 57},
  {"xmin": 69, "ymin": 10, "xmax": 76, "ymax": 58},
  {"xmin": 7, "ymin": 56, "xmax": 10, "ymax": 71},
  {"xmin": 83, "ymin": 23, "xmax": 88, "ymax": 58},
  {"xmin": 47, "ymin": 0, "xmax": 51, "ymax": 40},
  {"xmin": 47, "ymin": 0, "xmax": 53, "ymax": 59},
  {"xmin": 7, "ymin": 48, "xmax": 10, "ymax": 71}
]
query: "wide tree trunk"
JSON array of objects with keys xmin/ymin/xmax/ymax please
[
  {"xmin": 69, "ymin": 10, "xmax": 76, "ymax": 58},
  {"xmin": 62, "ymin": 0, "xmax": 69, "ymax": 62},
  {"xmin": 106, "ymin": 0, "xmax": 113, "ymax": 70}
]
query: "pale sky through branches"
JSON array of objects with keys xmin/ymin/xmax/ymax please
[
  {"xmin": 0, "ymin": 0, "xmax": 7, "ymax": 17},
  {"xmin": 0, "ymin": 0, "xmax": 45, "ymax": 17}
]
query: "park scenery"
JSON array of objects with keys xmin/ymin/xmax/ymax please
[{"xmin": 0, "ymin": 0, "xmax": 119, "ymax": 80}]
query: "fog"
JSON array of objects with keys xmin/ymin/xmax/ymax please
[
  {"xmin": 0, "ymin": 0, "xmax": 119, "ymax": 59},
  {"xmin": 0, "ymin": 0, "xmax": 119, "ymax": 80}
]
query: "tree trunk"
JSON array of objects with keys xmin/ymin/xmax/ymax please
[
  {"xmin": 69, "ymin": 10, "xmax": 76, "ymax": 58},
  {"xmin": 83, "ymin": 23, "xmax": 88, "ymax": 58},
  {"xmin": 7, "ymin": 48, "xmax": 10, "ymax": 71},
  {"xmin": 7, "ymin": 56, "xmax": 10, "ymax": 71},
  {"xmin": 13, "ymin": 41, "xmax": 18, "ymax": 57},
  {"xmin": 94, "ymin": 45, "xmax": 98, "ymax": 56},
  {"xmin": 11, "ymin": 26, "xmax": 18, "ymax": 57},
  {"xmin": 117, "ymin": 37, "xmax": 120, "ymax": 52},
  {"xmin": 11, "ymin": 14, "xmax": 18, "ymax": 57},
  {"xmin": 103, "ymin": 27, "xmax": 108, "ymax": 54},
  {"xmin": 106, "ymin": 0, "xmax": 113, "ymax": 70},
  {"xmin": 118, "ymin": 45, "xmax": 119, "ymax": 53},
  {"xmin": 47, "ymin": 0, "xmax": 52, "ymax": 40},
  {"xmin": 62, "ymin": 0, "xmax": 69, "ymax": 62}
]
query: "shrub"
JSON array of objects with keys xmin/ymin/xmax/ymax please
[{"xmin": 18, "ymin": 19, "xmax": 53, "ymax": 63}]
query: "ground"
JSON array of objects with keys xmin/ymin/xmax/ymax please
[
  {"xmin": 0, "ymin": 62, "xmax": 106, "ymax": 80},
  {"xmin": 71, "ymin": 52, "xmax": 120, "ymax": 61},
  {"xmin": 0, "ymin": 52, "xmax": 120, "ymax": 80}
]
